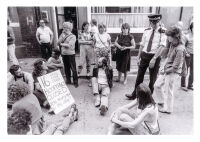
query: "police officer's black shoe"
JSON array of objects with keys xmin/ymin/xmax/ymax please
[{"xmin": 125, "ymin": 94, "xmax": 136, "ymax": 100}]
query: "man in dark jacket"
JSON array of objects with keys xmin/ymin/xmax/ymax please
[{"xmin": 91, "ymin": 57, "xmax": 113, "ymax": 115}]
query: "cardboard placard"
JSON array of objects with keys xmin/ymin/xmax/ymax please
[{"xmin": 38, "ymin": 70, "xmax": 75, "ymax": 114}]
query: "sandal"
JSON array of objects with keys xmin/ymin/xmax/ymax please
[{"xmin": 70, "ymin": 104, "xmax": 78, "ymax": 121}]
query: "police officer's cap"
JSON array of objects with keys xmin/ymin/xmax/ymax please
[{"xmin": 148, "ymin": 14, "xmax": 162, "ymax": 22}]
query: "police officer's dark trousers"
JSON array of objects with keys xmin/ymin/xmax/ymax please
[{"xmin": 131, "ymin": 51, "xmax": 161, "ymax": 97}]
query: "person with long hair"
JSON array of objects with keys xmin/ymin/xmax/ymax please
[
  {"xmin": 114, "ymin": 23, "xmax": 135, "ymax": 84},
  {"xmin": 154, "ymin": 25, "xmax": 187, "ymax": 114},
  {"xmin": 32, "ymin": 58, "xmax": 50, "ymax": 109},
  {"xmin": 78, "ymin": 21, "xmax": 95, "ymax": 86},
  {"xmin": 108, "ymin": 83, "xmax": 159, "ymax": 135}
]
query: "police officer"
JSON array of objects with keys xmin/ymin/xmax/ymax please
[{"xmin": 125, "ymin": 14, "xmax": 167, "ymax": 100}]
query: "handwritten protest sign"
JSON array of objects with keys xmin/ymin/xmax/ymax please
[{"xmin": 38, "ymin": 70, "xmax": 75, "ymax": 114}]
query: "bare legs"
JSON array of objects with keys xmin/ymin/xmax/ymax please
[{"xmin": 116, "ymin": 71, "xmax": 127, "ymax": 84}]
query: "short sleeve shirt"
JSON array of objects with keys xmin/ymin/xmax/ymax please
[
  {"xmin": 12, "ymin": 94, "xmax": 43, "ymax": 124},
  {"xmin": 36, "ymin": 26, "xmax": 53, "ymax": 43},
  {"xmin": 140, "ymin": 27, "xmax": 167, "ymax": 54},
  {"xmin": 94, "ymin": 33, "xmax": 111, "ymax": 48}
]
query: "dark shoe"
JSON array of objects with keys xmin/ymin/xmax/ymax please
[
  {"xmin": 48, "ymin": 109, "xmax": 55, "ymax": 115},
  {"xmin": 74, "ymin": 84, "xmax": 79, "ymax": 88},
  {"xmin": 7, "ymin": 104, "xmax": 12, "ymax": 109},
  {"xmin": 188, "ymin": 86, "xmax": 193, "ymax": 90},
  {"xmin": 43, "ymin": 101, "xmax": 50, "ymax": 109},
  {"xmin": 158, "ymin": 108, "xmax": 171, "ymax": 114},
  {"xmin": 125, "ymin": 94, "xmax": 136, "ymax": 100},
  {"xmin": 66, "ymin": 80, "xmax": 72, "ymax": 84},
  {"xmin": 100, "ymin": 105, "xmax": 108, "ymax": 116},
  {"xmin": 181, "ymin": 87, "xmax": 188, "ymax": 91}
]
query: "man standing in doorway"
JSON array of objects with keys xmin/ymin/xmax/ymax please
[
  {"xmin": 125, "ymin": 14, "xmax": 167, "ymax": 100},
  {"xmin": 36, "ymin": 19, "xmax": 54, "ymax": 60}
]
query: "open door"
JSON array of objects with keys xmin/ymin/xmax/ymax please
[{"xmin": 64, "ymin": 7, "xmax": 79, "ymax": 53}]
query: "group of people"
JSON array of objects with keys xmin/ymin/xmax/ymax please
[{"xmin": 7, "ymin": 13, "xmax": 193, "ymax": 135}]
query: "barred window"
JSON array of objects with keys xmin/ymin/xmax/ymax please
[{"xmin": 91, "ymin": 7, "xmax": 158, "ymax": 28}]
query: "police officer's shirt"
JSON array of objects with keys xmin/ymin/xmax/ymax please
[{"xmin": 140, "ymin": 26, "xmax": 167, "ymax": 54}]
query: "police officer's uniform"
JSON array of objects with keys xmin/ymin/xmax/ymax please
[{"xmin": 126, "ymin": 14, "xmax": 167, "ymax": 99}]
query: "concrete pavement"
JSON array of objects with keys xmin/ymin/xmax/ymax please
[{"xmin": 7, "ymin": 57, "xmax": 193, "ymax": 135}]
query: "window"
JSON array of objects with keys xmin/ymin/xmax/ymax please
[{"xmin": 91, "ymin": 7, "xmax": 157, "ymax": 29}]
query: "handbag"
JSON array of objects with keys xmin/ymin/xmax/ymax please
[
  {"xmin": 97, "ymin": 33, "xmax": 110, "ymax": 58},
  {"xmin": 111, "ymin": 45, "xmax": 117, "ymax": 61}
]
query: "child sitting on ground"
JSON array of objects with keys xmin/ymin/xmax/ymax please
[{"xmin": 47, "ymin": 48, "xmax": 64, "ymax": 73}]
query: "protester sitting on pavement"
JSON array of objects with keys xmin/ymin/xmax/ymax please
[
  {"xmin": 8, "ymin": 81, "xmax": 46, "ymax": 135},
  {"xmin": 32, "ymin": 58, "xmax": 50, "ymax": 109},
  {"xmin": 47, "ymin": 48, "xmax": 64, "ymax": 73},
  {"xmin": 8, "ymin": 105, "xmax": 78, "ymax": 135},
  {"xmin": 93, "ymin": 23, "xmax": 112, "ymax": 66},
  {"xmin": 91, "ymin": 57, "xmax": 113, "ymax": 115},
  {"xmin": 153, "ymin": 25, "xmax": 187, "ymax": 114},
  {"xmin": 108, "ymin": 83, "xmax": 160, "ymax": 135},
  {"xmin": 7, "ymin": 65, "xmax": 34, "ymax": 108},
  {"xmin": 57, "ymin": 22, "xmax": 78, "ymax": 88},
  {"xmin": 114, "ymin": 23, "xmax": 136, "ymax": 85}
]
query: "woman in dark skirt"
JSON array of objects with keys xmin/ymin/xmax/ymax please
[{"xmin": 114, "ymin": 23, "xmax": 135, "ymax": 84}]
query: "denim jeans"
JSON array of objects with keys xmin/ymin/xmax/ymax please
[
  {"xmin": 91, "ymin": 77, "xmax": 110, "ymax": 108},
  {"xmin": 181, "ymin": 54, "xmax": 193, "ymax": 88},
  {"xmin": 154, "ymin": 73, "xmax": 179, "ymax": 112}
]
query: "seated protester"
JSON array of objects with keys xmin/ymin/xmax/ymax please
[
  {"xmin": 91, "ymin": 57, "xmax": 113, "ymax": 115},
  {"xmin": 108, "ymin": 83, "xmax": 160, "ymax": 135},
  {"xmin": 8, "ymin": 105, "xmax": 78, "ymax": 135},
  {"xmin": 7, "ymin": 65, "xmax": 34, "ymax": 107},
  {"xmin": 47, "ymin": 48, "xmax": 64, "ymax": 73},
  {"xmin": 8, "ymin": 81, "xmax": 45, "ymax": 135},
  {"xmin": 154, "ymin": 25, "xmax": 187, "ymax": 114},
  {"xmin": 32, "ymin": 58, "xmax": 50, "ymax": 109}
]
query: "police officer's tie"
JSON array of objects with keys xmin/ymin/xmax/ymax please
[{"xmin": 147, "ymin": 29, "xmax": 155, "ymax": 52}]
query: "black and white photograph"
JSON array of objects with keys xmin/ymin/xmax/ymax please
[{"xmin": 5, "ymin": 3, "xmax": 195, "ymax": 136}]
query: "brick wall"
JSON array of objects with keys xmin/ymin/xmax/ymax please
[{"xmin": 16, "ymin": 7, "xmax": 41, "ymax": 58}]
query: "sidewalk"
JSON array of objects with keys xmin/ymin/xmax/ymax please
[
  {"xmin": 7, "ymin": 56, "xmax": 193, "ymax": 135},
  {"xmin": 7, "ymin": 56, "xmax": 144, "ymax": 77}
]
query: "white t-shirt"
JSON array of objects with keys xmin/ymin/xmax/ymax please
[
  {"xmin": 97, "ymin": 68, "xmax": 108, "ymax": 85},
  {"xmin": 36, "ymin": 26, "xmax": 53, "ymax": 43},
  {"xmin": 90, "ymin": 26, "xmax": 98, "ymax": 34},
  {"xmin": 94, "ymin": 33, "xmax": 111, "ymax": 48}
]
